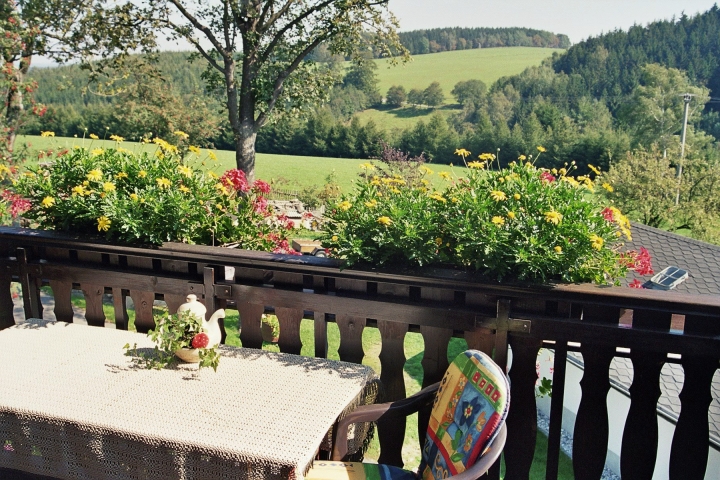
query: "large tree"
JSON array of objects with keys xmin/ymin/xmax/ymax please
[
  {"xmin": 112, "ymin": 1, "xmax": 408, "ymax": 179},
  {"xmin": 1, "ymin": 0, "xmax": 156, "ymax": 161},
  {"xmin": 617, "ymin": 64, "xmax": 709, "ymax": 157}
]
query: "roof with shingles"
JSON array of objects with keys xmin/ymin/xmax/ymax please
[{"xmin": 623, "ymin": 222, "xmax": 720, "ymax": 295}]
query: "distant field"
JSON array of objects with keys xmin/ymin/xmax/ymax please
[
  {"xmin": 15, "ymin": 135, "xmax": 468, "ymax": 193},
  {"xmin": 352, "ymin": 47, "xmax": 561, "ymax": 130},
  {"xmin": 372, "ymin": 47, "xmax": 562, "ymax": 99},
  {"xmin": 352, "ymin": 105, "xmax": 457, "ymax": 131}
]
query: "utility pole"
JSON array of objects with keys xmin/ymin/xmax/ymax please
[{"xmin": 675, "ymin": 93, "xmax": 692, "ymax": 205}]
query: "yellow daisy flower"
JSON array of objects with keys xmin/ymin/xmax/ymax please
[
  {"xmin": 41, "ymin": 196, "xmax": 55, "ymax": 207},
  {"xmin": 544, "ymin": 211, "xmax": 563, "ymax": 225},
  {"xmin": 490, "ymin": 190, "xmax": 507, "ymax": 202},
  {"xmin": 178, "ymin": 165, "xmax": 193, "ymax": 178},
  {"xmin": 97, "ymin": 216, "xmax": 111, "ymax": 232}
]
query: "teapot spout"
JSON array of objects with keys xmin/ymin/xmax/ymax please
[{"xmin": 204, "ymin": 309, "xmax": 226, "ymax": 347}]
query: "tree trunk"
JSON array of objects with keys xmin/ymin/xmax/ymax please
[
  {"xmin": 236, "ymin": 124, "xmax": 257, "ymax": 182},
  {"xmin": 3, "ymin": 63, "xmax": 25, "ymax": 157}
]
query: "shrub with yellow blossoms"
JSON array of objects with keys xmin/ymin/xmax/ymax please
[
  {"xmin": 11, "ymin": 145, "xmax": 296, "ymax": 253},
  {"xmin": 322, "ymin": 149, "xmax": 651, "ymax": 284}
]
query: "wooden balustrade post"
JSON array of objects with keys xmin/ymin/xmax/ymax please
[
  {"xmin": 504, "ymin": 334, "xmax": 543, "ymax": 480},
  {"xmin": 377, "ymin": 320, "xmax": 408, "ymax": 468},
  {"xmin": 0, "ymin": 261, "xmax": 13, "ymax": 330},
  {"xmin": 49, "ymin": 280, "xmax": 74, "ymax": 323},
  {"xmin": 620, "ymin": 309, "xmax": 671, "ymax": 479},
  {"xmin": 545, "ymin": 343, "xmax": 568, "ymax": 480},
  {"xmin": 668, "ymin": 312, "xmax": 720, "ymax": 480},
  {"xmin": 335, "ymin": 314, "xmax": 365, "ymax": 365},
  {"xmin": 17, "ymin": 248, "xmax": 41, "ymax": 320},
  {"xmin": 314, "ymin": 312, "xmax": 328, "ymax": 358},
  {"xmin": 128, "ymin": 290, "xmax": 155, "ymax": 333},
  {"xmin": 112, "ymin": 287, "xmax": 129, "ymax": 330},
  {"xmin": 275, "ymin": 306, "xmax": 304, "ymax": 355},
  {"xmin": 572, "ymin": 305, "xmax": 619, "ymax": 480},
  {"xmin": 81, "ymin": 283, "xmax": 106, "ymax": 327}
]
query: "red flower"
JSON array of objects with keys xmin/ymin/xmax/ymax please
[
  {"xmin": 629, "ymin": 279, "xmax": 644, "ymax": 289},
  {"xmin": 191, "ymin": 332, "xmax": 210, "ymax": 348},
  {"xmin": 601, "ymin": 207, "xmax": 615, "ymax": 222},
  {"xmin": 252, "ymin": 196, "xmax": 269, "ymax": 215},
  {"xmin": 2, "ymin": 191, "xmax": 30, "ymax": 218},
  {"xmin": 272, "ymin": 239, "xmax": 301, "ymax": 255},
  {"xmin": 540, "ymin": 171, "xmax": 556, "ymax": 183},
  {"xmin": 220, "ymin": 169, "xmax": 249, "ymax": 192},
  {"xmin": 252, "ymin": 180, "xmax": 271, "ymax": 194},
  {"xmin": 634, "ymin": 247, "xmax": 654, "ymax": 276}
]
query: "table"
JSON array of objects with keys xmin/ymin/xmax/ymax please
[{"xmin": 0, "ymin": 320, "xmax": 379, "ymax": 480}]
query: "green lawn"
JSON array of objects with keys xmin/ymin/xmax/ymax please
[
  {"xmin": 372, "ymin": 47, "xmax": 563, "ymax": 101},
  {"xmin": 15, "ymin": 135, "xmax": 469, "ymax": 193}
]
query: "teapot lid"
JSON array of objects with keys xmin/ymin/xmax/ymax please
[{"xmin": 177, "ymin": 293, "xmax": 207, "ymax": 318}]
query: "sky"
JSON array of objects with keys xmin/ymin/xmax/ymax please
[{"xmin": 388, "ymin": 0, "xmax": 718, "ymax": 44}]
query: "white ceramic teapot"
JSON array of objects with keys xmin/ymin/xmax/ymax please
[{"xmin": 176, "ymin": 294, "xmax": 225, "ymax": 347}]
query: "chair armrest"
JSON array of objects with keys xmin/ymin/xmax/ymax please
[
  {"xmin": 331, "ymin": 381, "xmax": 440, "ymax": 460},
  {"xmin": 449, "ymin": 423, "xmax": 507, "ymax": 480}
]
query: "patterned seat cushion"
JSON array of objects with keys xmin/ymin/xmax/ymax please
[
  {"xmin": 306, "ymin": 461, "xmax": 417, "ymax": 480},
  {"xmin": 418, "ymin": 350, "xmax": 510, "ymax": 480}
]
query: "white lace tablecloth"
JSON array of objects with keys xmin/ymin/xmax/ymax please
[{"xmin": 0, "ymin": 320, "xmax": 377, "ymax": 480}]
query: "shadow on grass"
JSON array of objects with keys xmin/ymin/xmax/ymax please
[{"xmin": 372, "ymin": 104, "xmax": 461, "ymax": 121}]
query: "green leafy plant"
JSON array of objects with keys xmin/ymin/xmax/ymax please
[
  {"xmin": 321, "ymin": 147, "xmax": 652, "ymax": 285},
  {"xmin": 10, "ymin": 139, "xmax": 298, "ymax": 253},
  {"xmin": 124, "ymin": 310, "xmax": 220, "ymax": 371}
]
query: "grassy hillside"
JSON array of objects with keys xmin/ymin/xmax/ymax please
[
  {"xmin": 356, "ymin": 47, "xmax": 561, "ymax": 130},
  {"xmin": 16, "ymin": 135, "xmax": 467, "ymax": 193},
  {"xmin": 372, "ymin": 46, "xmax": 562, "ymax": 99}
]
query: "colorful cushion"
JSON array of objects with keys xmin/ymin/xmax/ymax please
[
  {"xmin": 418, "ymin": 350, "xmax": 509, "ymax": 480},
  {"xmin": 306, "ymin": 461, "xmax": 416, "ymax": 480}
]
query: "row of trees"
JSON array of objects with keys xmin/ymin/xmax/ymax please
[{"xmin": 398, "ymin": 27, "xmax": 570, "ymax": 55}]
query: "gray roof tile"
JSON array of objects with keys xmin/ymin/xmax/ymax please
[{"xmin": 623, "ymin": 222, "xmax": 720, "ymax": 295}]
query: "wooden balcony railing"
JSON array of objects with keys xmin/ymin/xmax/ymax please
[{"xmin": 0, "ymin": 226, "xmax": 718, "ymax": 480}]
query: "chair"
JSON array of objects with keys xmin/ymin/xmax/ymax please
[{"xmin": 307, "ymin": 349, "xmax": 510, "ymax": 480}]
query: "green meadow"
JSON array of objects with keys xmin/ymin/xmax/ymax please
[
  {"xmin": 16, "ymin": 135, "xmax": 469, "ymax": 193},
  {"xmin": 372, "ymin": 47, "xmax": 562, "ymax": 100}
]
